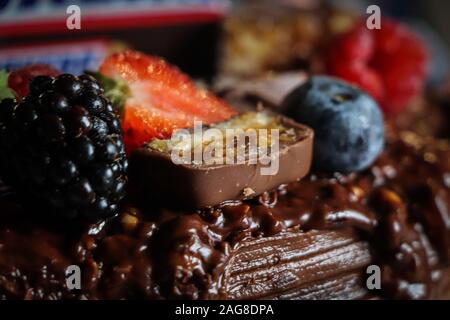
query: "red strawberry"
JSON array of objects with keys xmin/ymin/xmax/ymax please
[
  {"xmin": 100, "ymin": 51, "xmax": 237, "ymax": 152},
  {"xmin": 326, "ymin": 19, "xmax": 429, "ymax": 114},
  {"xmin": 8, "ymin": 64, "xmax": 59, "ymax": 99}
]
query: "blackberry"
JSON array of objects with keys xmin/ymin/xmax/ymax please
[{"xmin": 0, "ymin": 74, "xmax": 128, "ymax": 219}]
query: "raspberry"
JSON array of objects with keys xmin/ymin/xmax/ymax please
[
  {"xmin": 0, "ymin": 74, "xmax": 127, "ymax": 220},
  {"xmin": 8, "ymin": 64, "xmax": 59, "ymax": 99},
  {"xmin": 326, "ymin": 19, "xmax": 428, "ymax": 114}
]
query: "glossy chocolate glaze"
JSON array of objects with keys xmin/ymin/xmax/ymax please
[{"xmin": 1, "ymin": 122, "xmax": 450, "ymax": 300}]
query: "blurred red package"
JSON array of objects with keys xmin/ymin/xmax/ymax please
[{"xmin": 0, "ymin": 0, "xmax": 230, "ymax": 78}]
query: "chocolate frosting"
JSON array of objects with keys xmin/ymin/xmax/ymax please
[{"xmin": 0, "ymin": 123, "xmax": 450, "ymax": 299}]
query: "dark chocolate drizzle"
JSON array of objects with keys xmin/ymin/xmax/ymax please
[{"xmin": 0, "ymin": 126, "xmax": 450, "ymax": 299}]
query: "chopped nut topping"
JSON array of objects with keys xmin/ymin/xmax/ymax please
[
  {"xmin": 243, "ymin": 187, "xmax": 256, "ymax": 197},
  {"xmin": 121, "ymin": 213, "xmax": 139, "ymax": 232},
  {"xmin": 400, "ymin": 131, "xmax": 423, "ymax": 150},
  {"xmin": 379, "ymin": 188, "xmax": 402, "ymax": 206},
  {"xmin": 424, "ymin": 152, "xmax": 437, "ymax": 164},
  {"xmin": 146, "ymin": 112, "xmax": 299, "ymax": 164},
  {"xmin": 350, "ymin": 186, "xmax": 365, "ymax": 200}
]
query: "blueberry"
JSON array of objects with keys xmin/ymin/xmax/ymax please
[{"xmin": 282, "ymin": 76, "xmax": 384, "ymax": 173}]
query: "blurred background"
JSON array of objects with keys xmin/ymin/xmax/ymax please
[{"xmin": 0, "ymin": 0, "xmax": 449, "ymax": 83}]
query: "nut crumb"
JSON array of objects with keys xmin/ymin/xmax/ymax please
[
  {"xmin": 379, "ymin": 188, "xmax": 402, "ymax": 206},
  {"xmin": 350, "ymin": 186, "xmax": 365, "ymax": 200},
  {"xmin": 243, "ymin": 187, "xmax": 256, "ymax": 197},
  {"xmin": 424, "ymin": 152, "xmax": 437, "ymax": 163},
  {"xmin": 121, "ymin": 213, "xmax": 139, "ymax": 232}
]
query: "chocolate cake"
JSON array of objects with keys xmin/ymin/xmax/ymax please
[{"xmin": 1, "ymin": 107, "xmax": 450, "ymax": 299}]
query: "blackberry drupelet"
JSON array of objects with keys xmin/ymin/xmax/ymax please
[{"xmin": 0, "ymin": 74, "xmax": 128, "ymax": 219}]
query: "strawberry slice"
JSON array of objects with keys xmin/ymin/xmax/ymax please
[{"xmin": 100, "ymin": 51, "xmax": 237, "ymax": 152}]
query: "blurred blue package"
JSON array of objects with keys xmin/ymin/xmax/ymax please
[{"xmin": 0, "ymin": 38, "xmax": 113, "ymax": 75}]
